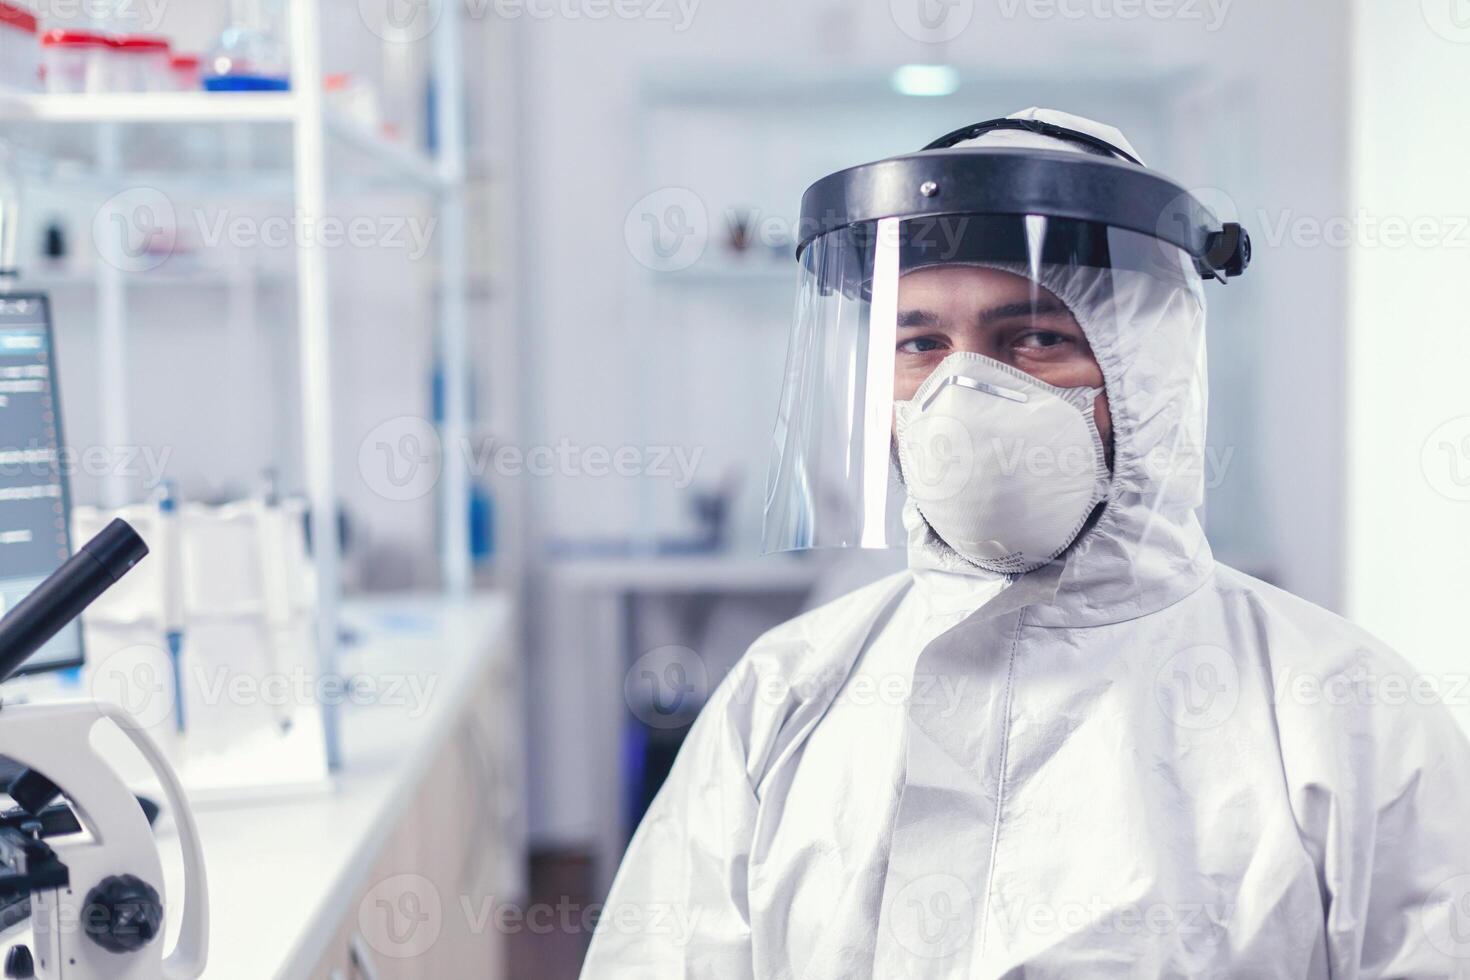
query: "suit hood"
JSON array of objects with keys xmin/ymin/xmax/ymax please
[{"xmin": 906, "ymin": 108, "xmax": 1214, "ymax": 627}]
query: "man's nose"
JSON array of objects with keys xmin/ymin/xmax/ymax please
[{"xmin": 951, "ymin": 338, "xmax": 999, "ymax": 361}]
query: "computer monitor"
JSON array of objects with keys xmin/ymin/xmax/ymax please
[{"xmin": 0, "ymin": 292, "xmax": 81, "ymax": 675}]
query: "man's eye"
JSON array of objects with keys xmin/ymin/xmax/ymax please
[
  {"xmin": 1015, "ymin": 331, "xmax": 1071, "ymax": 350},
  {"xmin": 898, "ymin": 336, "xmax": 945, "ymax": 354}
]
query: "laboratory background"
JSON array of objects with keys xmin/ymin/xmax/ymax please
[{"xmin": 0, "ymin": 0, "xmax": 1464, "ymax": 976}]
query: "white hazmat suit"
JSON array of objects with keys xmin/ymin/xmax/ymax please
[{"xmin": 582, "ymin": 109, "xmax": 1470, "ymax": 979}]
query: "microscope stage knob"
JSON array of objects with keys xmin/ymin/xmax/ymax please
[
  {"xmin": 82, "ymin": 875, "xmax": 163, "ymax": 954},
  {"xmin": 3, "ymin": 944, "xmax": 34, "ymax": 979}
]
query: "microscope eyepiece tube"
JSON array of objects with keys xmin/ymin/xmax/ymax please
[{"xmin": 0, "ymin": 518, "xmax": 149, "ymax": 685}]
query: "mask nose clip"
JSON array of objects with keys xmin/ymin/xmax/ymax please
[{"xmin": 920, "ymin": 374, "xmax": 1031, "ymax": 412}]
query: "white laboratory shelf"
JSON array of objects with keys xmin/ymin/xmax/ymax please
[
  {"xmin": 0, "ymin": 0, "xmax": 485, "ymax": 778},
  {"xmin": 0, "ymin": 91, "xmax": 299, "ymax": 123},
  {"xmin": 0, "ymin": 92, "xmax": 446, "ymax": 193},
  {"xmin": 19, "ymin": 266, "xmax": 291, "ymax": 290},
  {"xmin": 324, "ymin": 111, "xmax": 450, "ymax": 190}
]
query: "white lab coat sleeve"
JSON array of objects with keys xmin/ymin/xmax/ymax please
[
  {"xmin": 581, "ymin": 663, "xmax": 759, "ymax": 980},
  {"xmin": 1286, "ymin": 646, "xmax": 1470, "ymax": 979}
]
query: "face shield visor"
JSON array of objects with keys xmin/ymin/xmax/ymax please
[{"xmin": 762, "ymin": 142, "xmax": 1251, "ymax": 557}]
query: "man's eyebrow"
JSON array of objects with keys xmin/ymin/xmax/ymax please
[
  {"xmin": 980, "ymin": 299, "xmax": 1070, "ymax": 323},
  {"xmin": 897, "ymin": 299, "xmax": 1070, "ymax": 329},
  {"xmin": 896, "ymin": 309, "xmax": 939, "ymax": 328}
]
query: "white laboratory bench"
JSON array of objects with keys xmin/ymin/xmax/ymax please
[{"xmin": 7, "ymin": 593, "xmax": 524, "ymax": 980}]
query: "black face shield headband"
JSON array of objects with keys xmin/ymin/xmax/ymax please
[{"xmin": 795, "ymin": 118, "xmax": 1251, "ymax": 284}]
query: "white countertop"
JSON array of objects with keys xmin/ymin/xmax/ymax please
[{"xmin": 4, "ymin": 592, "xmax": 515, "ymax": 980}]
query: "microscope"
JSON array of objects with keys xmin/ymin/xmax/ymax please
[{"xmin": 0, "ymin": 520, "xmax": 208, "ymax": 979}]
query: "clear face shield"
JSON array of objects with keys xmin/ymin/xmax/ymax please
[{"xmin": 762, "ymin": 139, "xmax": 1250, "ymax": 561}]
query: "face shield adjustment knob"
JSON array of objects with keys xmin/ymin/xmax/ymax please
[
  {"xmin": 1202, "ymin": 222, "xmax": 1251, "ymax": 280},
  {"xmin": 919, "ymin": 181, "xmax": 939, "ymax": 198}
]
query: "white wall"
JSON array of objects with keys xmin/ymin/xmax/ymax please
[{"xmin": 1347, "ymin": 2, "xmax": 1470, "ymax": 727}]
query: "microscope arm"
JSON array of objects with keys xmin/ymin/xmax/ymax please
[{"xmin": 93, "ymin": 702, "xmax": 208, "ymax": 980}]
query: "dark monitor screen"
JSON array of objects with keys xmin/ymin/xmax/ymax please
[{"xmin": 0, "ymin": 293, "xmax": 80, "ymax": 675}]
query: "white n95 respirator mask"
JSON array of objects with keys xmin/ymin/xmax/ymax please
[{"xmin": 894, "ymin": 353, "xmax": 1111, "ymax": 575}]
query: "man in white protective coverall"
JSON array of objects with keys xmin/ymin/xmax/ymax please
[{"xmin": 581, "ymin": 108, "xmax": 1470, "ymax": 978}]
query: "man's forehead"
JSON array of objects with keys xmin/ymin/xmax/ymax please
[
  {"xmin": 897, "ymin": 267, "xmax": 1072, "ymax": 321},
  {"xmin": 898, "ymin": 264, "xmax": 1041, "ymax": 293}
]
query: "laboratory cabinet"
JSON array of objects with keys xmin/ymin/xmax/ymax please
[{"xmin": 307, "ymin": 621, "xmax": 520, "ymax": 980}]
